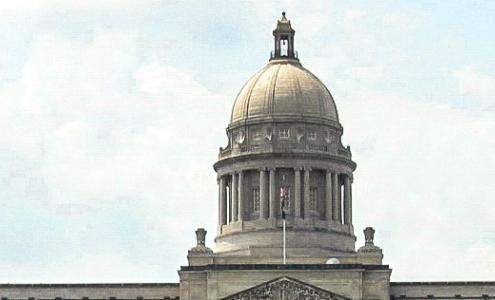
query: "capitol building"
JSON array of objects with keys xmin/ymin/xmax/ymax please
[{"xmin": 1, "ymin": 14, "xmax": 494, "ymax": 300}]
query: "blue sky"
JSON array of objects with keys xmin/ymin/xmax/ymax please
[{"xmin": 0, "ymin": 0, "xmax": 494, "ymax": 283}]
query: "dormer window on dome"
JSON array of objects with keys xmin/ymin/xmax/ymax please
[{"xmin": 271, "ymin": 12, "xmax": 298, "ymax": 60}]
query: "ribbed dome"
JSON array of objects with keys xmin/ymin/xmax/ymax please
[{"xmin": 231, "ymin": 58, "xmax": 339, "ymax": 124}]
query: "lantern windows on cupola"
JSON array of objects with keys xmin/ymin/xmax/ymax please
[{"xmin": 271, "ymin": 12, "xmax": 297, "ymax": 60}]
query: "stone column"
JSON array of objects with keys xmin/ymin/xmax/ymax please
[
  {"xmin": 325, "ymin": 170, "xmax": 333, "ymax": 221},
  {"xmin": 294, "ymin": 167, "xmax": 302, "ymax": 218},
  {"xmin": 350, "ymin": 179, "xmax": 353, "ymax": 224},
  {"xmin": 338, "ymin": 179, "xmax": 342, "ymax": 223},
  {"xmin": 219, "ymin": 176, "xmax": 227, "ymax": 225},
  {"xmin": 238, "ymin": 171, "xmax": 244, "ymax": 221},
  {"xmin": 260, "ymin": 168, "xmax": 268, "ymax": 220},
  {"xmin": 231, "ymin": 173, "xmax": 238, "ymax": 222},
  {"xmin": 332, "ymin": 172, "xmax": 340, "ymax": 222},
  {"xmin": 226, "ymin": 178, "xmax": 231, "ymax": 224},
  {"xmin": 269, "ymin": 168, "xmax": 277, "ymax": 220},
  {"xmin": 303, "ymin": 167, "xmax": 311, "ymax": 219},
  {"xmin": 344, "ymin": 174, "xmax": 352, "ymax": 225}
]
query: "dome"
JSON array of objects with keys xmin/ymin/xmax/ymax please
[
  {"xmin": 214, "ymin": 14, "xmax": 357, "ymax": 262},
  {"xmin": 230, "ymin": 58, "xmax": 339, "ymax": 125}
]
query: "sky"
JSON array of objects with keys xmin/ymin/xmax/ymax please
[{"xmin": 0, "ymin": 0, "xmax": 494, "ymax": 284}]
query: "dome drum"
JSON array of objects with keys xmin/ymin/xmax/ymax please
[
  {"xmin": 218, "ymin": 121, "xmax": 351, "ymax": 160},
  {"xmin": 215, "ymin": 229, "xmax": 356, "ymax": 259}
]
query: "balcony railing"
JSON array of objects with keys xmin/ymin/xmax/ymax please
[{"xmin": 270, "ymin": 51, "xmax": 298, "ymax": 60}]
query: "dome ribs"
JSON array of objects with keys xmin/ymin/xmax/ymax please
[
  {"xmin": 268, "ymin": 63, "xmax": 282, "ymax": 116},
  {"xmin": 242, "ymin": 69, "xmax": 266, "ymax": 120},
  {"xmin": 229, "ymin": 59, "xmax": 339, "ymax": 125},
  {"xmin": 298, "ymin": 67, "xmax": 316, "ymax": 117},
  {"xmin": 292, "ymin": 65, "xmax": 304, "ymax": 117},
  {"xmin": 303, "ymin": 68, "xmax": 336, "ymax": 120}
]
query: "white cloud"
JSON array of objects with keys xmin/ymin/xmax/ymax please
[
  {"xmin": 454, "ymin": 65, "xmax": 495, "ymax": 108},
  {"xmin": 0, "ymin": 27, "xmax": 226, "ymax": 282},
  {"xmin": 340, "ymin": 88, "xmax": 495, "ymax": 281},
  {"xmin": 0, "ymin": 0, "xmax": 163, "ymax": 17},
  {"xmin": 381, "ymin": 13, "xmax": 417, "ymax": 30},
  {"xmin": 136, "ymin": 64, "xmax": 215, "ymax": 99}
]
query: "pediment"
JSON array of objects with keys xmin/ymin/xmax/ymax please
[{"xmin": 221, "ymin": 276, "xmax": 352, "ymax": 300}]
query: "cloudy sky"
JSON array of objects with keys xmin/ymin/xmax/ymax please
[{"xmin": 1, "ymin": 0, "xmax": 494, "ymax": 284}]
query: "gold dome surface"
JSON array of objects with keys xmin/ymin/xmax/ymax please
[{"xmin": 231, "ymin": 58, "xmax": 339, "ymax": 124}]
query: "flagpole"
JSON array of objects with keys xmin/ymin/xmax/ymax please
[
  {"xmin": 280, "ymin": 179, "xmax": 287, "ymax": 265},
  {"xmin": 283, "ymin": 217, "xmax": 286, "ymax": 264}
]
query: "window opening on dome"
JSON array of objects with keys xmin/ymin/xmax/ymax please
[
  {"xmin": 253, "ymin": 130, "xmax": 262, "ymax": 141},
  {"xmin": 279, "ymin": 128, "xmax": 290, "ymax": 138},
  {"xmin": 307, "ymin": 130, "xmax": 317, "ymax": 140},
  {"xmin": 252, "ymin": 187, "xmax": 260, "ymax": 212},
  {"xmin": 280, "ymin": 36, "xmax": 289, "ymax": 56},
  {"xmin": 309, "ymin": 187, "xmax": 318, "ymax": 212}
]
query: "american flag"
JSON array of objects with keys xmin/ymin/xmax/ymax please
[{"xmin": 280, "ymin": 187, "xmax": 286, "ymax": 220}]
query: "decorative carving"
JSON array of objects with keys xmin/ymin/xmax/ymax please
[
  {"xmin": 196, "ymin": 228, "xmax": 206, "ymax": 246},
  {"xmin": 222, "ymin": 276, "xmax": 351, "ymax": 300},
  {"xmin": 296, "ymin": 131, "xmax": 304, "ymax": 143},
  {"xmin": 364, "ymin": 227, "xmax": 375, "ymax": 245},
  {"xmin": 266, "ymin": 128, "xmax": 273, "ymax": 141},
  {"xmin": 324, "ymin": 131, "xmax": 334, "ymax": 144},
  {"xmin": 236, "ymin": 131, "xmax": 246, "ymax": 144},
  {"xmin": 358, "ymin": 227, "xmax": 381, "ymax": 253},
  {"xmin": 189, "ymin": 228, "xmax": 213, "ymax": 253}
]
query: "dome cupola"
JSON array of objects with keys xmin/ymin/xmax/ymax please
[{"xmin": 271, "ymin": 12, "xmax": 296, "ymax": 60}]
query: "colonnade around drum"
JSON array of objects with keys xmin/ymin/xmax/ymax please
[{"xmin": 217, "ymin": 167, "xmax": 353, "ymax": 228}]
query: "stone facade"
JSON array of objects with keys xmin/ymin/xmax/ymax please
[
  {"xmin": 1, "ymin": 13, "xmax": 495, "ymax": 300},
  {"xmin": 179, "ymin": 265, "xmax": 391, "ymax": 300},
  {"xmin": 390, "ymin": 282, "xmax": 495, "ymax": 298},
  {"xmin": 181, "ymin": 13, "xmax": 391, "ymax": 300},
  {"xmin": 0, "ymin": 284, "xmax": 179, "ymax": 300}
]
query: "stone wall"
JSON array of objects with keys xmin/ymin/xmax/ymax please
[
  {"xmin": 390, "ymin": 282, "xmax": 495, "ymax": 298},
  {"xmin": 0, "ymin": 284, "xmax": 179, "ymax": 300},
  {"xmin": 179, "ymin": 264, "xmax": 392, "ymax": 300}
]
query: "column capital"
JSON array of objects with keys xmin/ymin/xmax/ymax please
[
  {"xmin": 303, "ymin": 166, "xmax": 312, "ymax": 172},
  {"xmin": 258, "ymin": 167, "xmax": 267, "ymax": 172},
  {"xmin": 343, "ymin": 172, "xmax": 353, "ymax": 181},
  {"xmin": 294, "ymin": 166, "xmax": 303, "ymax": 172},
  {"xmin": 267, "ymin": 167, "xmax": 276, "ymax": 172}
]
